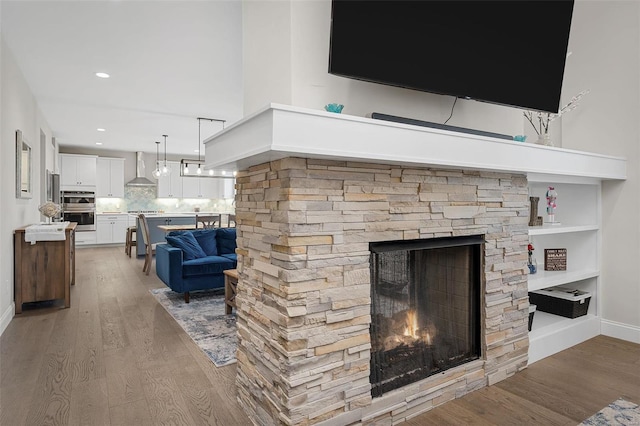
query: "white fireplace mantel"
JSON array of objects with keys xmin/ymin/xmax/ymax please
[{"xmin": 204, "ymin": 103, "xmax": 626, "ymax": 182}]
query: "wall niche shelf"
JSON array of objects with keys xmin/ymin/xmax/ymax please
[
  {"xmin": 528, "ymin": 223, "xmax": 599, "ymax": 236},
  {"xmin": 526, "ymin": 178, "xmax": 603, "ymax": 364}
]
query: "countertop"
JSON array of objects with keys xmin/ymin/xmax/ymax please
[{"xmin": 97, "ymin": 212, "xmax": 230, "ymax": 217}]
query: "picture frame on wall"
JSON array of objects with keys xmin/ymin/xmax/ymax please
[{"xmin": 16, "ymin": 129, "xmax": 33, "ymax": 199}]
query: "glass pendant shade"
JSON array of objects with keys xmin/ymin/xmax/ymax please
[
  {"xmin": 161, "ymin": 134, "xmax": 171, "ymax": 176},
  {"xmin": 152, "ymin": 141, "xmax": 162, "ymax": 179}
]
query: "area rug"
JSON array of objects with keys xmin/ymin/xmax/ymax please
[
  {"xmin": 150, "ymin": 287, "xmax": 237, "ymax": 367},
  {"xmin": 580, "ymin": 398, "xmax": 640, "ymax": 425}
]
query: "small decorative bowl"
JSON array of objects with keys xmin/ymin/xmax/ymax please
[{"xmin": 324, "ymin": 103, "xmax": 344, "ymax": 113}]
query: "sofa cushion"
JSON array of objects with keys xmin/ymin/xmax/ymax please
[
  {"xmin": 182, "ymin": 256, "xmax": 235, "ymax": 277},
  {"xmin": 216, "ymin": 228, "xmax": 237, "ymax": 255},
  {"xmin": 166, "ymin": 232, "xmax": 207, "ymax": 260},
  {"xmin": 221, "ymin": 253, "xmax": 237, "ymax": 263},
  {"xmin": 191, "ymin": 229, "xmax": 218, "ymax": 256}
]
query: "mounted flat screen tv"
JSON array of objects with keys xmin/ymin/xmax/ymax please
[{"xmin": 329, "ymin": 0, "xmax": 575, "ymax": 114}]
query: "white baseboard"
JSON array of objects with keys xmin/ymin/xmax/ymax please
[
  {"xmin": 0, "ymin": 302, "xmax": 15, "ymax": 337},
  {"xmin": 601, "ymin": 319, "xmax": 640, "ymax": 344}
]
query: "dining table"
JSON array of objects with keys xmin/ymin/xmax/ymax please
[{"xmin": 157, "ymin": 224, "xmax": 198, "ymax": 232}]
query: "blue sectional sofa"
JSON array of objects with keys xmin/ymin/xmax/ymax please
[{"xmin": 155, "ymin": 228, "xmax": 237, "ymax": 302}]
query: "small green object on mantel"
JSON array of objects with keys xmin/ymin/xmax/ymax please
[{"xmin": 324, "ymin": 103, "xmax": 344, "ymax": 113}]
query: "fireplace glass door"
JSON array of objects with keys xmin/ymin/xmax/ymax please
[{"xmin": 369, "ymin": 235, "xmax": 483, "ymax": 397}]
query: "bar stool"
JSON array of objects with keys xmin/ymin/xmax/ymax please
[{"xmin": 125, "ymin": 226, "xmax": 137, "ymax": 257}]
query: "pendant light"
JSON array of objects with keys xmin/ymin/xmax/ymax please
[
  {"xmin": 152, "ymin": 141, "xmax": 162, "ymax": 179},
  {"xmin": 196, "ymin": 118, "xmax": 203, "ymax": 175},
  {"xmin": 161, "ymin": 134, "xmax": 171, "ymax": 176},
  {"xmin": 179, "ymin": 117, "xmax": 226, "ymax": 177}
]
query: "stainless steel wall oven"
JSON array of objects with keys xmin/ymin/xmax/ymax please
[{"xmin": 62, "ymin": 191, "xmax": 96, "ymax": 231}]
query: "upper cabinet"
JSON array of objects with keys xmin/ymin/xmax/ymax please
[
  {"xmin": 60, "ymin": 154, "xmax": 97, "ymax": 190},
  {"xmin": 221, "ymin": 177, "xmax": 235, "ymax": 199},
  {"xmin": 156, "ymin": 161, "xmax": 183, "ymax": 198},
  {"xmin": 181, "ymin": 177, "xmax": 236, "ymax": 199},
  {"xmin": 183, "ymin": 176, "xmax": 222, "ymax": 199},
  {"xmin": 96, "ymin": 157, "xmax": 125, "ymax": 198}
]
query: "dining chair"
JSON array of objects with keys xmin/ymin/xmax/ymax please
[
  {"xmin": 227, "ymin": 214, "xmax": 236, "ymax": 228},
  {"xmin": 196, "ymin": 214, "xmax": 221, "ymax": 229},
  {"xmin": 138, "ymin": 214, "xmax": 156, "ymax": 275}
]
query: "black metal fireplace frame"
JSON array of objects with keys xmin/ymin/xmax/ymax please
[{"xmin": 369, "ymin": 235, "xmax": 484, "ymax": 397}]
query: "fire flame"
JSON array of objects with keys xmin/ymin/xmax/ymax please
[
  {"xmin": 403, "ymin": 309, "xmax": 433, "ymax": 345},
  {"xmin": 403, "ymin": 310, "xmax": 419, "ymax": 338}
]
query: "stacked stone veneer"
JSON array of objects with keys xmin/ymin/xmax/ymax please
[{"xmin": 234, "ymin": 157, "xmax": 531, "ymax": 426}]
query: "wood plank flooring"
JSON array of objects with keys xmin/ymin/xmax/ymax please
[{"xmin": 1, "ymin": 245, "xmax": 639, "ymax": 425}]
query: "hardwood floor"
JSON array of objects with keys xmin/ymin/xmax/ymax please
[{"xmin": 1, "ymin": 246, "xmax": 639, "ymax": 425}]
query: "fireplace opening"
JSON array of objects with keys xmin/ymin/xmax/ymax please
[{"xmin": 369, "ymin": 235, "xmax": 483, "ymax": 397}]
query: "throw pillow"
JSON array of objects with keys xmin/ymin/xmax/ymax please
[
  {"xmin": 166, "ymin": 232, "xmax": 207, "ymax": 260},
  {"xmin": 216, "ymin": 228, "xmax": 237, "ymax": 255},
  {"xmin": 192, "ymin": 229, "xmax": 218, "ymax": 256}
]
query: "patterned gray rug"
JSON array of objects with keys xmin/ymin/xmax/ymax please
[
  {"xmin": 151, "ymin": 287, "xmax": 237, "ymax": 367},
  {"xmin": 580, "ymin": 398, "xmax": 640, "ymax": 425}
]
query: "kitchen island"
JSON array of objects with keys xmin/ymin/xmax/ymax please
[{"xmin": 133, "ymin": 213, "xmax": 232, "ymax": 257}]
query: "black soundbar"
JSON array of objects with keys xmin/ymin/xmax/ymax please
[{"xmin": 370, "ymin": 112, "xmax": 513, "ymax": 141}]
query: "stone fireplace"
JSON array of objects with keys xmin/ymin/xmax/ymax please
[{"xmin": 233, "ymin": 157, "xmax": 530, "ymax": 425}]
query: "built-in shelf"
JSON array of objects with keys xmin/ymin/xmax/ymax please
[
  {"xmin": 528, "ymin": 269, "xmax": 600, "ymax": 292},
  {"xmin": 528, "ymin": 312, "xmax": 600, "ymax": 364},
  {"xmin": 528, "ymin": 223, "xmax": 599, "ymax": 236}
]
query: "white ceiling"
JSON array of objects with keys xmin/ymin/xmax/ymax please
[{"xmin": 1, "ymin": 0, "xmax": 244, "ymax": 157}]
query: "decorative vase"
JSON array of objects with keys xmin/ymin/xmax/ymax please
[
  {"xmin": 324, "ymin": 103, "xmax": 344, "ymax": 113},
  {"xmin": 536, "ymin": 133, "xmax": 553, "ymax": 147}
]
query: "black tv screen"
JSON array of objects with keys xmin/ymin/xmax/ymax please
[{"xmin": 329, "ymin": 0, "xmax": 575, "ymax": 114}]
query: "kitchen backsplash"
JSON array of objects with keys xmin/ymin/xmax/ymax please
[{"xmin": 96, "ymin": 186, "xmax": 235, "ymax": 213}]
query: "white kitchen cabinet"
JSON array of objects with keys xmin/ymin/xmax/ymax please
[
  {"xmin": 182, "ymin": 176, "xmax": 224, "ymax": 199},
  {"xmin": 97, "ymin": 214, "xmax": 128, "ymax": 244},
  {"xmin": 60, "ymin": 154, "xmax": 97, "ymax": 190},
  {"xmin": 156, "ymin": 161, "xmax": 183, "ymax": 198},
  {"xmin": 96, "ymin": 157, "xmax": 125, "ymax": 198},
  {"xmin": 75, "ymin": 231, "xmax": 97, "ymax": 246},
  {"xmin": 527, "ymin": 176, "xmax": 601, "ymax": 364},
  {"xmin": 221, "ymin": 177, "xmax": 235, "ymax": 199}
]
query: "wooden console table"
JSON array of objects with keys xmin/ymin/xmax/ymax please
[
  {"xmin": 14, "ymin": 222, "xmax": 76, "ymax": 313},
  {"xmin": 223, "ymin": 268, "xmax": 238, "ymax": 314}
]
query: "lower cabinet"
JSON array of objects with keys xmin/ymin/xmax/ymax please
[
  {"xmin": 75, "ymin": 231, "xmax": 97, "ymax": 246},
  {"xmin": 14, "ymin": 223, "xmax": 76, "ymax": 313},
  {"xmin": 97, "ymin": 215, "xmax": 128, "ymax": 244}
]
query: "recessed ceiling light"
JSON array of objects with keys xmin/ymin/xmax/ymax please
[
  {"xmin": 95, "ymin": 142, "xmax": 103, "ymax": 145},
  {"xmin": 97, "ymin": 128, "xmax": 106, "ymax": 132},
  {"xmin": 95, "ymin": 72, "xmax": 110, "ymax": 78}
]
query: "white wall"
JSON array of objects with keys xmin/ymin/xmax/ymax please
[
  {"xmin": 562, "ymin": 1, "xmax": 640, "ymax": 339},
  {"xmin": 0, "ymin": 34, "xmax": 54, "ymax": 335},
  {"xmin": 242, "ymin": 0, "xmax": 523, "ymax": 137}
]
